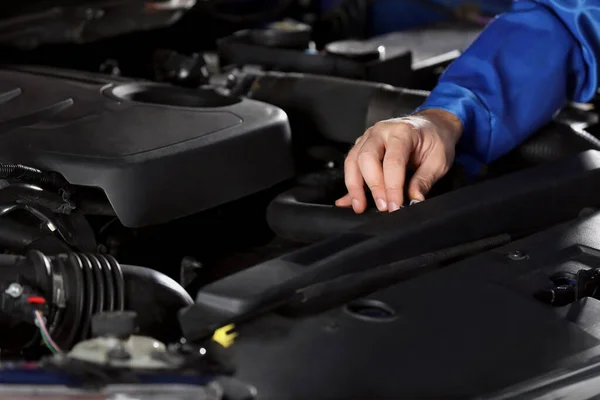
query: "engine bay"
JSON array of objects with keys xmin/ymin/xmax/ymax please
[{"xmin": 1, "ymin": 2, "xmax": 600, "ymax": 399}]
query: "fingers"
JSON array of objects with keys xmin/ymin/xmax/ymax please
[
  {"xmin": 335, "ymin": 193, "xmax": 353, "ymax": 207},
  {"xmin": 357, "ymin": 134, "xmax": 387, "ymax": 211},
  {"xmin": 341, "ymin": 137, "xmax": 369, "ymax": 214},
  {"xmin": 407, "ymin": 149, "xmax": 449, "ymax": 201},
  {"xmin": 339, "ymin": 123, "xmax": 413, "ymax": 213},
  {"xmin": 337, "ymin": 113, "xmax": 459, "ymax": 214},
  {"xmin": 382, "ymin": 134, "xmax": 414, "ymax": 212}
]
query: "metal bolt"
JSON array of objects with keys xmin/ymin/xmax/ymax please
[
  {"xmin": 507, "ymin": 250, "xmax": 528, "ymax": 261},
  {"xmin": 4, "ymin": 283, "xmax": 23, "ymax": 298}
]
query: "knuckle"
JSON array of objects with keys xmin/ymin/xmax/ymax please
[
  {"xmin": 344, "ymin": 152, "xmax": 357, "ymax": 166},
  {"xmin": 383, "ymin": 155, "xmax": 406, "ymax": 167},
  {"xmin": 414, "ymin": 176, "xmax": 433, "ymax": 191},
  {"xmin": 368, "ymin": 183, "xmax": 384, "ymax": 191},
  {"xmin": 344, "ymin": 178, "xmax": 363, "ymax": 191},
  {"xmin": 355, "ymin": 131, "xmax": 370, "ymax": 145},
  {"xmin": 357, "ymin": 150, "xmax": 379, "ymax": 163},
  {"xmin": 385, "ymin": 183, "xmax": 404, "ymax": 191},
  {"xmin": 387, "ymin": 134, "xmax": 412, "ymax": 150},
  {"xmin": 373, "ymin": 120, "xmax": 387, "ymax": 129},
  {"xmin": 372, "ymin": 122, "xmax": 390, "ymax": 135},
  {"xmin": 391, "ymin": 127, "xmax": 416, "ymax": 140},
  {"xmin": 439, "ymin": 163, "xmax": 451, "ymax": 176},
  {"xmin": 430, "ymin": 150, "xmax": 451, "ymax": 171}
]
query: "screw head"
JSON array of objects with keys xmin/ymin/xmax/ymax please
[{"xmin": 507, "ymin": 250, "xmax": 529, "ymax": 261}]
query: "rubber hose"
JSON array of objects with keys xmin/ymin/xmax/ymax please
[
  {"xmin": 61, "ymin": 254, "xmax": 87, "ymax": 349},
  {"xmin": 104, "ymin": 254, "xmax": 126, "ymax": 312},
  {"xmin": 267, "ymin": 170, "xmax": 382, "ymax": 243},
  {"xmin": 0, "ymin": 219, "xmax": 70, "ymax": 253},
  {"xmin": 76, "ymin": 254, "xmax": 96, "ymax": 341},
  {"xmin": 265, "ymin": 166, "xmax": 451, "ymax": 243},
  {"xmin": 248, "ymin": 72, "xmax": 428, "ymax": 145},
  {"xmin": 488, "ymin": 122, "xmax": 600, "ymax": 178},
  {"xmin": 100, "ymin": 255, "xmax": 116, "ymax": 312},
  {"xmin": 218, "ymin": 36, "xmax": 367, "ymax": 80},
  {"xmin": 81, "ymin": 254, "xmax": 105, "ymax": 316},
  {"xmin": 0, "ymin": 251, "xmax": 193, "ymax": 352},
  {"xmin": 519, "ymin": 123, "xmax": 597, "ymax": 163}
]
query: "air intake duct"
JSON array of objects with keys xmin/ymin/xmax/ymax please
[{"xmin": 0, "ymin": 251, "xmax": 193, "ymax": 354}]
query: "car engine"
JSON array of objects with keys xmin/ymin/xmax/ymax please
[{"xmin": 2, "ymin": 2, "xmax": 600, "ymax": 399}]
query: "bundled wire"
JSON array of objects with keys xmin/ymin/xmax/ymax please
[
  {"xmin": 0, "ymin": 163, "xmax": 65, "ymax": 189},
  {"xmin": 34, "ymin": 310, "xmax": 62, "ymax": 354}
]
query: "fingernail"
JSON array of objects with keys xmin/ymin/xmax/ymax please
[
  {"xmin": 376, "ymin": 198, "xmax": 388, "ymax": 211},
  {"xmin": 352, "ymin": 199, "xmax": 360, "ymax": 212},
  {"xmin": 388, "ymin": 202, "xmax": 400, "ymax": 212},
  {"xmin": 409, "ymin": 199, "xmax": 422, "ymax": 206}
]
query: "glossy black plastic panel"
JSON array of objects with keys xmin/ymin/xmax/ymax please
[
  {"xmin": 180, "ymin": 150, "xmax": 600, "ymax": 341},
  {"xmin": 230, "ymin": 211, "xmax": 600, "ymax": 398},
  {"xmin": 0, "ymin": 66, "xmax": 294, "ymax": 227}
]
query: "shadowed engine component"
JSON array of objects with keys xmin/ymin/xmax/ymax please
[
  {"xmin": 0, "ymin": 65, "xmax": 294, "ymax": 227},
  {"xmin": 0, "ymin": 251, "xmax": 193, "ymax": 353},
  {"xmin": 0, "ymin": 1, "xmax": 196, "ymax": 49},
  {"xmin": 247, "ymin": 71, "xmax": 428, "ymax": 145}
]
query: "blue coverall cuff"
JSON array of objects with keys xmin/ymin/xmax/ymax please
[{"xmin": 415, "ymin": 83, "xmax": 491, "ymax": 177}]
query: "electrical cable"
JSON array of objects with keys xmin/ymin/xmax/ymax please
[
  {"xmin": 34, "ymin": 310, "xmax": 62, "ymax": 354},
  {"xmin": 0, "ymin": 163, "xmax": 65, "ymax": 190}
]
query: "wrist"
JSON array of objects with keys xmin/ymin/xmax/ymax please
[{"xmin": 415, "ymin": 108, "xmax": 463, "ymax": 145}]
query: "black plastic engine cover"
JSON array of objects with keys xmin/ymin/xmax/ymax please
[
  {"xmin": 229, "ymin": 211, "xmax": 600, "ymax": 398},
  {"xmin": 0, "ymin": 66, "xmax": 294, "ymax": 227},
  {"xmin": 179, "ymin": 150, "xmax": 600, "ymax": 341}
]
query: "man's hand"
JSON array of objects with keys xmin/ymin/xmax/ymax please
[{"xmin": 336, "ymin": 108, "xmax": 463, "ymax": 213}]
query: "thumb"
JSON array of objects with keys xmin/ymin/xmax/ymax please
[{"xmin": 407, "ymin": 157, "xmax": 447, "ymax": 202}]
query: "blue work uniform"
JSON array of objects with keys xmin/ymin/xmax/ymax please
[{"xmin": 416, "ymin": 1, "xmax": 600, "ymax": 175}]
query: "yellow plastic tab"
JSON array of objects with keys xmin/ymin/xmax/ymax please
[{"xmin": 212, "ymin": 324, "xmax": 237, "ymax": 348}]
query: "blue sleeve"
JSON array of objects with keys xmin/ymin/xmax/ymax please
[{"xmin": 416, "ymin": 0, "xmax": 600, "ymax": 174}]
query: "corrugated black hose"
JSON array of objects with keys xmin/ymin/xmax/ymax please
[{"xmin": 0, "ymin": 163, "xmax": 65, "ymax": 189}]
